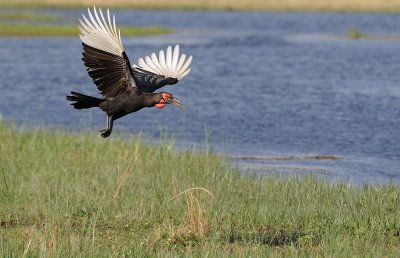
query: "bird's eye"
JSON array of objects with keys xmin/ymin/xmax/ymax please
[{"xmin": 162, "ymin": 93, "xmax": 170, "ymax": 101}]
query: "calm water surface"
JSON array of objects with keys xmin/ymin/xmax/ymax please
[{"xmin": 1, "ymin": 10, "xmax": 400, "ymax": 184}]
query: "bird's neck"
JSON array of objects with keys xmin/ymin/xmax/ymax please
[{"xmin": 142, "ymin": 93, "xmax": 162, "ymax": 107}]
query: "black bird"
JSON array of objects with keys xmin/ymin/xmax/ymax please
[{"xmin": 67, "ymin": 7, "xmax": 192, "ymax": 138}]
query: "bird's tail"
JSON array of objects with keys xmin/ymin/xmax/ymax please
[{"xmin": 66, "ymin": 91, "xmax": 104, "ymax": 109}]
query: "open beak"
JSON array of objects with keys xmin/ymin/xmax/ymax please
[{"xmin": 167, "ymin": 96, "xmax": 185, "ymax": 110}]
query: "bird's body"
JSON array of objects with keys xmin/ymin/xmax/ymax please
[
  {"xmin": 99, "ymin": 91, "xmax": 172, "ymax": 118},
  {"xmin": 67, "ymin": 7, "xmax": 192, "ymax": 138}
]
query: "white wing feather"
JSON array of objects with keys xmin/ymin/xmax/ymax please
[
  {"xmin": 151, "ymin": 53, "xmax": 164, "ymax": 72},
  {"xmin": 175, "ymin": 54, "xmax": 187, "ymax": 76},
  {"xmin": 138, "ymin": 58, "xmax": 146, "ymax": 68},
  {"xmin": 166, "ymin": 46, "xmax": 172, "ymax": 72},
  {"xmin": 79, "ymin": 7, "xmax": 124, "ymax": 57},
  {"xmin": 171, "ymin": 45, "xmax": 179, "ymax": 75},
  {"xmin": 134, "ymin": 45, "xmax": 192, "ymax": 80},
  {"xmin": 138, "ymin": 58, "xmax": 156, "ymax": 74},
  {"xmin": 179, "ymin": 68, "xmax": 191, "ymax": 80},
  {"xmin": 177, "ymin": 56, "xmax": 192, "ymax": 80},
  {"xmin": 158, "ymin": 50, "xmax": 167, "ymax": 75}
]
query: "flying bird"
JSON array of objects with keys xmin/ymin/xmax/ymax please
[{"xmin": 67, "ymin": 7, "xmax": 192, "ymax": 138}]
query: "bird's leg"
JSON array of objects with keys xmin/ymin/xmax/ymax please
[{"xmin": 100, "ymin": 115, "xmax": 113, "ymax": 138}]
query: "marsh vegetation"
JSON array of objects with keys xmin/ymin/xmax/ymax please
[{"xmin": 1, "ymin": 122, "xmax": 400, "ymax": 256}]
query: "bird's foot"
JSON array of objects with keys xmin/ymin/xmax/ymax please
[{"xmin": 99, "ymin": 128, "xmax": 112, "ymax": 138}]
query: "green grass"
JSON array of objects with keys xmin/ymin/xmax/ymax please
[
  {"xmin": 0, "ymin": 23, "xmax": 171, "ymax": 37},
  {"xmin": 1, "ymin": 121, "xmax": 400, "ymax": 256}
]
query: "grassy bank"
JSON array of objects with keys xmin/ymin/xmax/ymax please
[
  {"xmin": 0, "ymin": 12, "xmax": 62, "ymax": 22},
  {"xmin": 0, "ymin": 23, "xmax": 171, "ymax": 37},
  {"xmin": 0, "ymin": 11, "xmax": 171, "ymax": 37},
  {"xmin": 1, "ymin": 121, "xmax": 400, "ymax": 256},
  {"xmin": 1, "ymin": 0, "xmax": 400, "ymax": 12}
]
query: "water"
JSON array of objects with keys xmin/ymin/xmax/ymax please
[{"xmin": 1, "ymin": 10, "xmax": 400, "ymax": 184}]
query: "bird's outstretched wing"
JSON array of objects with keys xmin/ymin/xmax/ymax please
[
  {"xmin": 132, "ymin": 45, "xmax": 192, "ymax": 93},
  {"xmin": 79, "ymin": 7, "xmax": 138, "ymax": 98}
]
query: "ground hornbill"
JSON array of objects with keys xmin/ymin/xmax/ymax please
[{"xmin": 67, "ymin": 7, "xmax": 192, "ymax": 138}]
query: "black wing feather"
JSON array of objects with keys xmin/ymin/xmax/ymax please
[
  {"xmin": 82, "ymin": 43, "xmax": 139, "ymax": 98},
  {"xmin": 132, "ymin": 67, "xmax": 178, "ymax": 93}
]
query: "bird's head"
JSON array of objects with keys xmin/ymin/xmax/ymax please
[{"xmin": 154, "ymin": 92, "xmax": 185, "ymax": 110}]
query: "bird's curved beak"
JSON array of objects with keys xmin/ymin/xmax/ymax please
[{"xmin": 167, "ymin": 96, "xmax": 185, "ymax": 110}]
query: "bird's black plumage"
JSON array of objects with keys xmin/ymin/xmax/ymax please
[
  {"xmin": 82, "ymin": 43, "xmax": 138, "ymax": 98},
  {"xmin": 67, "ymin": 7, "xmax": 190, "ymax": 138},
  {"xmin": 132, "ymin": 67, "xmax": 179, "ymax": 93}
]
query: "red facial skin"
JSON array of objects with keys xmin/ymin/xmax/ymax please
[{"xmin": 155, "ymin": 93, "xmax": 170, "ymax": 109}]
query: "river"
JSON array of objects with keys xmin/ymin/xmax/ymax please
[{"xmin": 1, "ymin": 10, "xmax": 400, "ymax": 184}]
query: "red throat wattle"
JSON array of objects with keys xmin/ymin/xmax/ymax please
[{"xmin": 155, "ymin": 93, "xmax": 170, "ymax": 109}]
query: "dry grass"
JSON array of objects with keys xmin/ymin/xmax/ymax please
[
  {"xmin": 113, "ymin": 134, "xmax": 141, "ymax": 203},
  {"xmin": 184, "ymin": 189, "xmax": 212, "ymax": 239},
  {"xmin": 2, "ymin": 0, "xmax": 400, "ymax": 12}
]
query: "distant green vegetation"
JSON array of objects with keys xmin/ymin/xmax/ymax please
[
  {"xmin": 0, "ymin": 10, "xmax": 171, "ymax": 37},
  {"xmin": 344, "ymin": 27, "xmax": 400, "ymax": 41},
  {"xmin": 1, "ymin": 121, "xmax": 400, "ymax": 256},
  {"xmin": 347, "ymin": 27, "xmax": 365, "ymax": 39},
  {"xmin": 0, "ymin": 23, "xmax": 171, "ymax": 37},
  {"xmin": 0, "ymin": 12, "xmax": 62, "ymax": 22}
]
